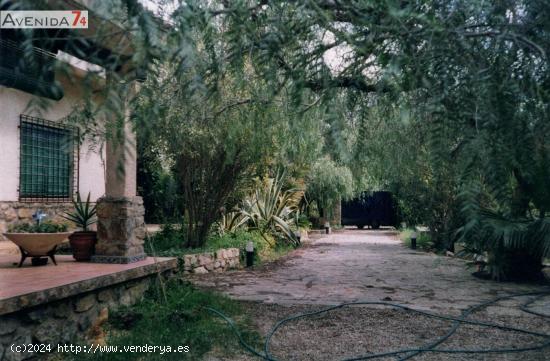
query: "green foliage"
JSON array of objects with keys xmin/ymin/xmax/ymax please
[
  {"xmin": 201, "ymin": 0, "xmax": 550, "ymax": 280},
  {"xmin": 143, "ymin": 224, "xmax": 187, "ymax": 256},
  {"xmin": 240, "ymin": 173, "xmax": 302, "ymax": 247},
  {"xmin": 215, "ymin": 211, "xmax": 249, "ymax": 235},
  {"xmin": 400, "ymin": 229, "xmax": 434, "ymax": 251},
  {"xmin": 137, "ymin": 63, "xmax": 266, "ymax": 247},
  {"xmin": 295, "ymin": 212, "xmax": 312, "ymax": 229},
  {"xmin": 61, "ymin": 193, "xmax": 97, "ymax": 231},
  {"xmin": 72, "ymin": 279, "xmax": 260, "ymax": 361},
  {"xmin": 135, "ymin": 58, "xmax": 320, "ymax": 248},
  {"xmin": 204, "ymin": 230, "xmax": 265, "ymax": 255},
  {"xmin": 8, "ymin": 221, "xmax": 68, "ymax": 233},
  {"xmin": 459, "ymin": 207, "xmax": 549, "ymax": 281},
  {"xmin": 137, "ymin": 137, "xmax": 183, "ymax": 224},
  {"xmin": 11, "ymin": 0, "xmax": 550, "ymax": 280},
  {"xmin": 306, "ymin": 157, "xmax": 354, "ymax": 218},
  {"xmin": 144, "ymin": 225, "xmax": 278, "ymax": 262},
  {"xmin": 348, "ymin": 96, "xmax": 463, "ymax": 250}
]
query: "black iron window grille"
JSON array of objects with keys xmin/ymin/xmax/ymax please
[{"xmin": 19, "ymin": 114, "xmax": 79, "ymax": 203}]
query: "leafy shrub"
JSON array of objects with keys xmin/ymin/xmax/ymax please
[
  {"xmin": 138, "ymin": 164, "xmax": 184, "ymax": 224},
  {"xmin": 144, "ymin": 225, "xmax": 289, "ymax": 264},
  {"xmin": 145, "ymin": 224, "xmax": 258, "ymax": 256},
  {"xmin": 144, "ymin": 224, "xmax": 186, "ymax": 255},
  {"xmin": 205, "ymin": 229, "xmax": 264, "ymax": 252},
  {"xmin": 8, "ymin": 221, "xmax": 68, "ymax": 233},
  {"xmin": 295, "ymin": 212, "xmax": 312, "ymax": 229},
  {"xmin": 400, "ymin": 228, "xmax": 433, "ymax": 251},
  {"xmin": 458, "ymin": 209, "xmax": 549, "ymax": 281}
]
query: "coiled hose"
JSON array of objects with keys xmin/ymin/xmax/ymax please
[{"xmin": 206, "ymin": 290, "xmax": 550, "ymax": 360}]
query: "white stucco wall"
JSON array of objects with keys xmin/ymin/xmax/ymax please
[{"xmin": 0, "ymin": 75, "xmax": 106, "ymax": 202}]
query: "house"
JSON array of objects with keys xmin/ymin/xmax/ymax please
[
  {"xmin": 0, "ymin": 3, "xmax": 177, "ymax": 357},
  {"xmin": 0, "ymin": 39, "xmax": 106, "ymax": 236},
  {"xmin": 0, "ymin": 0, "xmax": 146, "ymax": 263}
]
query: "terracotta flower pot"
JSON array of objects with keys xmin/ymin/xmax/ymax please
[{"xmin": 69, "ymin": 231, "xmax": 97, "ymax": 261}]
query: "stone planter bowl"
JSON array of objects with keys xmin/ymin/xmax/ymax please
[
  {"xmin": 3, "ymin": 232, "xmax": 72, "ymax": 256},
  {"xmin": 3, "ymin": 233, "xmax": 72, "ymax": 266}
]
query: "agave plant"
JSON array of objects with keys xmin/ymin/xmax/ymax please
[
  {"xmin": 216, "ymin": 211, "xmax": 249, "ymax": 235},
  {"xmin": 240, "ymin": 173, "xmax": 302, "ymax": 247},
  {"xmin": 62, "ymin": 192, "xmax": 97, "ymax": 231}
]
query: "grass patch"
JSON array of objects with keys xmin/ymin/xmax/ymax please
[
  {"xmin": 399, "ymin": 228, "xmax": 433, "ymax": 251},
  {"xmin": 69, "ymin": 279, "xmax": 260, "ymax": 360}
]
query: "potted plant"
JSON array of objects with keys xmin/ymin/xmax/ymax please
[
  {"xmin": 3, "ymin": 215, "xmax": 71, "ymax": 267},
  {"xmin": 63, "ymin": 192, "xmax": 97, "ymax": 261}
]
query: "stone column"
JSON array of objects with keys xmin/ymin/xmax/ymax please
[{"xmin": 91, "ymin": 83, "xmax": 146, "ymax": 264}]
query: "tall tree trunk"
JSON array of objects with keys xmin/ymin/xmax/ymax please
[{"xmin": 177, "ymin": 147, "xmax": 248, "ymax": 248}]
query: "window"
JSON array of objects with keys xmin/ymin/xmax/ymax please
[
  {"xmin": 19, "ymin": 115, "xmax": 78, "ymax": 202},
  {"xmin": 0, "ymin": 39, "xmax": 63, "ymax": 100}
]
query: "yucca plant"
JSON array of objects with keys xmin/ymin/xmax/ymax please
[
  {"xmin": 62, "ymin": 192, "xmax": 97, "ymax": 231},
  {"xmin": 63, "ymin": 192, "xmax": 98, "ymax": 261},
  {"xmin": 240, "ymin": 173, "xmax": 302, "ymax": 247}
]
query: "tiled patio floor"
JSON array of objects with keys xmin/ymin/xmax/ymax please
[{"xmin": 0, "ymin": 254, "xmax": 177, "ymax": 314}]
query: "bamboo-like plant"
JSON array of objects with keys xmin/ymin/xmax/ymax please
[{"xmin": 62, "ymin": 192, "xmax": 97, "ymax": 231}]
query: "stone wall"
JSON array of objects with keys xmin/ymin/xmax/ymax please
[
  {"xmin": 0, "ymin": 273, "xmax": 169, "ymax": 361},
  {"xmin": 182, "ymin": 248, "xmax": 240, "ymax": 274},
  {"xmin": 0, "ymin": 202, "xmax": 75, "ymax": 239}
]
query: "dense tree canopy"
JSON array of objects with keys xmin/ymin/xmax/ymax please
[{"xmin": 184, "ymin": 0, "xmax": 549, "ymax": 279}]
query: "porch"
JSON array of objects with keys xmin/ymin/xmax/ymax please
[
  {"xmin": 0, "ymin": 255, "xmax": 176, "ymax": 315},
  {"xmin": 0, "ymin": 255, "xmax": 177, "ymax": 360}
]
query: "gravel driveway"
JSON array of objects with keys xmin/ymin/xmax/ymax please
[
  {"xmin": 191, "ymin": 229, "xmax": 549, "ymax": 315},
  {"xmin": 192, "ymin": 229, "xmax": 550, "ymax": 360}
]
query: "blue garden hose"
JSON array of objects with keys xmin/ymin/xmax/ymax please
[{"xmin": 206, "ymin": 289, "xmax": 550, "ymax": 361}]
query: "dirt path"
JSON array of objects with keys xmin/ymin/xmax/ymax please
[{"xmin": 191, "ymin": 229, "xmax": 549, "ymax": 315}]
